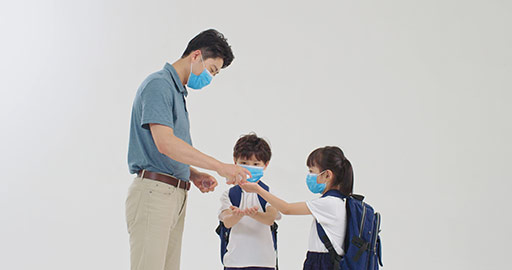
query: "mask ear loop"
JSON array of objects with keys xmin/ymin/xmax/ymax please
[
  {"xmin": 188, "ymin": 51, "xmax": 203, "ymax": 81},
  {"xmin": 317, "ymin": 170, "xmax": 328, "ymax": 184},
  {"xmin": 188, "ymin": 61, "xmax": 194, "ymax": 84},
  {"xmin": 200, "ymin": 53, "xmax": 212, "ymax": 77}
]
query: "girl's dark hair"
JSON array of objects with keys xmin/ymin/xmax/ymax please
[
  {"xmin": 233, "ymin": 133, "xmax": 272, "ymax": 163},
  {"xmin": 306, "ymin": 146, "xmax": 354, "ymax": 196},
  {"xmin": 181, "ymin": 29, "xmax": 234, "ymax": 68}
]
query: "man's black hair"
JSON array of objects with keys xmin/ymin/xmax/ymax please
[{"xmin": 182, "ymin": 29, "xmax": 234, "ymax": 68}]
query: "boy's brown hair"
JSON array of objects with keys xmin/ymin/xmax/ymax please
[{"xmin": 233, "ymin": 133, "xmax": 272, "ymax": 163}]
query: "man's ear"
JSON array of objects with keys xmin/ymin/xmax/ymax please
[{"xmin": 191, "ymin": 50, "xmax": 201, "ymax": 62}]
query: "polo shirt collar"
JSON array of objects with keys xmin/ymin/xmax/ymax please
[{"xmin": 164, "ymin": 63, "xmax": 188, "ymax": 97}]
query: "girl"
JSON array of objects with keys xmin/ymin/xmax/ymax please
[{"xmin": 240, "ymin": 146, "xmax": 353, "ymax": 270}]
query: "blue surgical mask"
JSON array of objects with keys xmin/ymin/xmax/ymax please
[
  {"xmin": 187, "ymin": 56, "xmax": 213, "ymax": 90},
  {"xmin": 306, "ymin": 171, "xmax": 326, "ymax": 194},
  {"xmin": 239, "ymin": 165, "xmax": 264, "ymax": 183}
]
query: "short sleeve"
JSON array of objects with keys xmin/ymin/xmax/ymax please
[
  {"xmin": 265, "ymin": 203, "xmax": 282, "ymax": 221},
  {"xmin": 218, "ymin": 190, "xmax": 232, "ymax": 220},
  {"xmin": 140, "ymin": 79, "xmax": 175, "ymax": 130},
  {"xmin": 306, "ymin": 197, "xmax": 341, "ymax": 227},
  {"xmin": 306, "ymin": 196, "xmax": 347, "ymax": 256}
]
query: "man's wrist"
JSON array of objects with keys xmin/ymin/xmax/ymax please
[
  {"xmin": 212, "ymin": 160, "xmax": 224, "ymax": 173},
  {"xmin": 189, "ymin": 167, "xmax": 199, "ymax": 180}
]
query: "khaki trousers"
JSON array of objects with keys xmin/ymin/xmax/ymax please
[{"xmin": 125, "ymin": 176, "xmax": 188, "ymax": 270}]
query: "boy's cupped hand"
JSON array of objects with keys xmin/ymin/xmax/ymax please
[{"xmin": 230, "ymin": 205, "xmax": 259, "ymax": 217}]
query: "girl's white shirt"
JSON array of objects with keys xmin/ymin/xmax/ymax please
[{"xmin": 306, "ymin": 196, "xmax": 347, "ymax": 255}]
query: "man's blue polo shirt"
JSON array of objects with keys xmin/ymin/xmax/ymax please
[{"xmin": 128, "ymin": 63, "xmax": 192, "ymax": 181}]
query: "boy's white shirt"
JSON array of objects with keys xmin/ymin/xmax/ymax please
[
  {"xmin": 218, "ymin": 187, "xmax": 282, "ymax": 268},
  {"xmin": 306, "ymin": 196, "xmax": 347, "ymax": 256}
]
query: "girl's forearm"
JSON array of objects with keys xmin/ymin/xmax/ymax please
[
  {"xmin": 256, "ymin": 186, "xmax": 312, "ymax": 215},
  {"xmin": 256, "ymin": 186, "xmax": 291, "ymax": 214}
]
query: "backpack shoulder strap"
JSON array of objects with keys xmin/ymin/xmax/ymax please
[
  {"xmin": 229, "ymin": 184, "xmax": 268, "ymax": 210},
  {"xmin": 316, "ymin": 221, "xmax": 342, "ymax": 268},
  {"xmin": 228, "ymin": 185, "xmax": 242, "ymax": 207},
  {"xmin": 315, "ymin": 189, "xmax": 346, "ymax": 268},
  {"xmin": 323, "ymin": 189, "xmax": 346, "ymax": 200},
  {"xmin": 257, "ymin": 181, "xmax": 279, "ymax": 269},
  {"xmin": 257, "ymin": 181, "xmax": 270, "ymax": 211}
]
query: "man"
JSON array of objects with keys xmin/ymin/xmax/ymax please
[{"xmin": 126, "ymin": 29, "xmax": 250, "ymax": 270}]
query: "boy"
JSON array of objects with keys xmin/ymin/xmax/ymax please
[{"xmin": 218, "ymin": 133, "xmax": 281, "ymax": 270}]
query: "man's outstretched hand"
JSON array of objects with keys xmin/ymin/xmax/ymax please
[{"xmin": 217, "ymin": 163, "xmax": 251, "ymax": 185}]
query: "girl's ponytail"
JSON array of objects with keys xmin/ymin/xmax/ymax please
[{"xmin": 339, "ymin": 158, "xmax": 353, "ymax": 196}]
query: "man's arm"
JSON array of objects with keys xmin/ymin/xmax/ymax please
[
  {"xmin": 150, "ymin": 123, "xmax": 222, "ymax": 171},
  {"xmin": 150, "ymin": 123, "xmax": 250, "ymax": 184}
]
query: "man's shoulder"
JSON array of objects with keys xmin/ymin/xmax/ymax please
[
  {"xmin": 141, "ymin": 74, "xmax": 172, "ymax": 90},
  {"xmin": 137, "ymin": 68, "xmax": 174, "ymax": 92}
]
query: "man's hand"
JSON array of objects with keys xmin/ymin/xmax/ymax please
[
  {"xmin": 217, "ymin": 163, "xmax": 251, "ymax": 185},
  {"xmin": 190, "ymin": 170, "xmax": 218, "ymax": 193}
]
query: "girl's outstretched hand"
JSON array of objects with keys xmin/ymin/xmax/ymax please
[{"xmin": 240, "ymin": 182, "xmax": 260, "ymax": 193}]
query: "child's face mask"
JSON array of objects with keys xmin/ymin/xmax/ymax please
[
  {"xmin": 306, "ymin": 170, "xmax": 327, "ymax": 194},
  {"xmin": 239, "ymin": 165, "xmax": 264, "ymax": 183}
]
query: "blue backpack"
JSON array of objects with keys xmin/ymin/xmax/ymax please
[
  {"xmin": 215, "ymin": 181, "xmax": 279, "ymax": 268},
  {"xmin": 316, "ymin": 190, "xmax": 383, "ymax": 270}
]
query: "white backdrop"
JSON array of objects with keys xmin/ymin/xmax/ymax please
[{"xmin": 1, "ymin": 0, "xmax": 511, "ymax": 269}]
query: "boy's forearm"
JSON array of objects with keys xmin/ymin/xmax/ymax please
[
  {"xmin": 251, "ymin": 211, "xmax": 276, "ymax": 226},
  {"xmin": 221, "ymin": 212, "xmax": 243, "ymax": 228}
]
